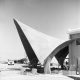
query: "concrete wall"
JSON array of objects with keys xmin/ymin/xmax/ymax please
[
  {"xmin": 69, "ymin": 33, "xmax": 80, "ymax": 70},
  {"xmin": 69, "ymin": 40, "xmax": 77, "ymax": 66}
]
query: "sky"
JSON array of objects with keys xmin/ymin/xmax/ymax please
[{"xmin": 0, "ymin": 0, "xmax": 80, "ymax": 61}]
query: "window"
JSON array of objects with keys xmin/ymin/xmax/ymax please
[{"xmin": 76, "ymin": 38, "xmax": 80, "ymax": 45}]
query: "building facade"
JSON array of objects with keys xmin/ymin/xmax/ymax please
[{"xmin": 69, "ymin": 29, "xmax": 80, "ymax": 73}]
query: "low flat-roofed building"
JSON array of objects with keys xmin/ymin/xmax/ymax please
[{"xmin": 68, "ymin": 29, "xmax": 80, "ymax": 73}]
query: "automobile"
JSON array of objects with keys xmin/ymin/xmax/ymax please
[{"xmin": 8, "ymin": 60, "xmax": 14, "ymax": 65}]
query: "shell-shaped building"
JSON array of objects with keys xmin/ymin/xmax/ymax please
[{"xmin": 13, "ymin": 19, "xmax": 74, "ymax": 73}]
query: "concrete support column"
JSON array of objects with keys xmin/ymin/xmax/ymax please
[{"xmin": 44, "ymin": 57, "xmax": 51, "ymax": 74}]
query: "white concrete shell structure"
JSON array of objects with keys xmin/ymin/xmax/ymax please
[{"xmin": 14, "ymin": 19, "xmax": 74, "ymax": 74}]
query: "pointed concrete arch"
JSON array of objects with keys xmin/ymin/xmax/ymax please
[
  {"xmin": 44, "ymin": 39, "xmax": 74, "ymax": 74},
  {"xmin": 13, "ymin": 19, "xmax": 65, "ymax": 65},
  {"xmin": 13, "ymin": 19, "xmax": 74, "ymax": 74}
]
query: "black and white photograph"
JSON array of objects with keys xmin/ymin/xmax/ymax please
[{"xmin": 0, "ymin": 0, "xmax": 80, "ymax": 80}]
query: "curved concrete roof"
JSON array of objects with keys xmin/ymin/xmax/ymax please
[
  {"xmin": 14, "ymin": 19, "xmax": 69, "ymax": 64},
  {"xmin": 44, "ymin": 39, "xmax": 74, "ymax": 65}
]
